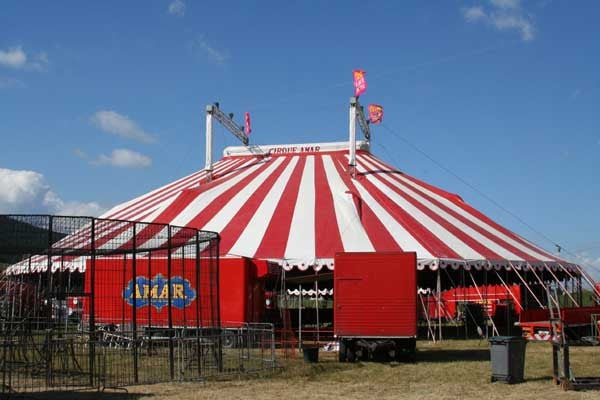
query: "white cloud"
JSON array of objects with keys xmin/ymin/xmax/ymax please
[
  {"xmin": 189, "ymin": 36, "xmax": 229, "ymax": 65},
  {"xmin": 0, "ymin": 46, "xmax": 49, "ymax": 71},
  {"xmin": 0, "ymin": 167, "xmax": 106, "ymax": 216},
  {"xmin": 0, "ymin": 169, "xmax": 46, "ymax": 209},
  {"xmin": 490, "ymin": 0, "xmax": 521, "ymax": 9},
  {"xmin": 492, "ymin": 13, "xmax": 534, "ymax": 41},
  {"xmin": 463, "ymin": 6, "xmax": 487, "ymax": 22},
  {"xmin": 91, "ymin": 110, "xmax": 157, "ymax": 143},
  {"xmin": 462, "ymin": 0, "xmax": 535, "ymax": 41},
  {"xmin": 168, "ymin": 0, "xmax": 186, "ymax": 17},
  {"xmin": 93, "ymin": 149, "xmax": 152, "ymax": 168},
  {"xmin": 0, "ymin": 47, "xmax": 26, "ymax": 69},
  {"xmin": 28, "ymin": 51, "xmax": 49, "ymax": 71},
  {"xmin": 52, "ymin": 199, "xmax": 106, "ymax": 217},
  {"xmin": 0, "ymin": 77, "xmax": 25, "ymax": 89}
]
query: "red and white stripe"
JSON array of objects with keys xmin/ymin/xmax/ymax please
[
  {"xmin": 6, "ymin": 141, "xmax": 581, "ymax": 275},
  {"xmin": 528, "ymin": 332, "xmax": 560, "ymax": 342}
]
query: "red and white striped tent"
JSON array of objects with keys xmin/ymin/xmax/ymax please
[{"xmin": 83, "ymin": 141, "xmax": 578, "ymax": 275}]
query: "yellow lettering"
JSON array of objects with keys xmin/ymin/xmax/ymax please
[
  {"xmin": 134, "ymin": 284, "xmax": 143, "ymax": 299},
  {"xmin": 172, "ymin": 284, "xmax": 185, "ymax": 299},
  {"xmin": 159, "ymin": 285, "xmax": 169, "ymax": 299},
  {"xmin": 149, "ymin": 285, "xmax": 159, "ymax": 299}
]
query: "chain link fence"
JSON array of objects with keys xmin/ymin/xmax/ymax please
[{"xmin": 0, "ymin": 215, "xmax": 276, "ymax": 395}]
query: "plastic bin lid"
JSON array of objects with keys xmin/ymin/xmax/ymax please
[{"xmin": 489, "ymin": 336, "xmax": 526, "ymax": 343}]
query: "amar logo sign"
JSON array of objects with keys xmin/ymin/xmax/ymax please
[{"xmin": 123, "ymin": 274, "xmax": 196, "ymax": 311}]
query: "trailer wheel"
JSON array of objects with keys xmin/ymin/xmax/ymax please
[
  {"xmin": 346, "ymin": 343, "xmax": 356, "ymax": 363},
  {"xmin": 359, "ymin": 348, "xmax": 369, "ymax": 362},
  {"xmin": 339, "ymin": 340, "xmax": 347, "ymax": 362},
  {"xmin": 408, "ymin": 338, "xmax": 416, "ymax": 362},
  {"xmin": 222, "ymin": 331, "xmax": 236, "ymax": 348},
  {"xmin": 395, "ymin": 339, "xmax": 416, "ymax": 362}
]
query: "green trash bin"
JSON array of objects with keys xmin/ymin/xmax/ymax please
[{"xmin": 489, "ymin": 336, "xmax": 527, "ymax": 384}]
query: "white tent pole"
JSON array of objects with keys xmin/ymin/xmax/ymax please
[
  {"xmin": 528, "ymin": 264, "xmax": 561, "ymax": 309},
  {"xmin": 556, "ymin": 263, "xmax": 587, "ymax": 302},
  {"xmin": 349, "ymin": 97, "xmax": 357, "ymax": 178},
  {"xmin": 556, "ymin": 262, "xmax": 576, "ymax": 281},
  {"xmin": 437, "ymin": 269, "xmax": 442, "ymax": 341},
  {"xmin": 298, "ymin": 284, "xmax": 302, "ymax": 350},
  {"xmin": 555, "ymin": 262, "xmax": 582, "ymax": 304},
  {"xmin": 543, "ymin": 263, "xmax": 579, "ymax": 307},
  {"xmin": 205, "ymin": 105, "xmax": 214, "ymax": 181},
  {"xmin": 493, "ymin": 270, "xmax": 523, "ymax": 311},
  {"xmin": 419, "ymin": 292, "xmax": 436, "ymax": 343},
  {"xmin": 315, "ymin": 280, "xmax": 320, "ymax": 344},
  {"xmin": 571, "ymin": 263, "xmax": 600, "ymax": 299},
  {"xmin": 467, "ymin": 270, "xmax": 499, "ymax": 336},
  {"xmin": 509, "ymin": 262, "xmax": 545, "ymax": 309}
]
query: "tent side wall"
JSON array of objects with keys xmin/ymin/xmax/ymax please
[{"xmin": 83, "ymin": 257, "xmax": 264, "ymax": 328}]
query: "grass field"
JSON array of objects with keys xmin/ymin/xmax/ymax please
[{"xmin": 33, "ymin": 340, "xmax": 600, "ymax": 400}]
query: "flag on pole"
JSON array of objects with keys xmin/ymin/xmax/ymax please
[
  {"xmin": 368, "ymin": 104, "xmax": 383, "ymax": 124},
  {"xmin": 244, "ymin": 112, "xmax": 251, "ymax": 135},
  {"xmin": 353, "ymin": 70, "xmax": 367, "ymax": 97}
]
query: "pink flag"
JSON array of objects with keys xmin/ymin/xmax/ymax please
[
  {"xmin": 368, "ymin": 104, "xmax": 383, "ymax": 124},
  {"xmin": 244, "ymin": 112, "xmax": 251, "ymax": 135},
  {"xmin": 353, "ymin": 70, "xmax": 367, "ymax": 97}
]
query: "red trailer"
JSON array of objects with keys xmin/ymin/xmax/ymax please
[
  {"xmin": 334, "ymin": 252, "xmax": 417, "ymax": 362},
  {"xmin": 420, "ymin": 284, "xmax": 522, "ymax": 321},
  {"xmin": 518, "ymin": 306, "xmax": 600, "ymax": 341}
]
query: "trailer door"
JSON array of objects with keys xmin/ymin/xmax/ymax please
[{"xmin": 334, "ymin": 252, "xmax": 417, "ymax": 338}]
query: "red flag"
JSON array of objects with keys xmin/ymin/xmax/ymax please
[
  {"xmin": 368, "ymin": 104, "xmax": 383, "ymax": 124},
  {"xmin": 244, "ymin": 112, "xmax": 251, "ymax": 135},
  {"xmin": 353, "ymin": 70, "xmax": 367, "ymax": 97}
]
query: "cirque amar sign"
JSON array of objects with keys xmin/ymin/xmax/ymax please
[
  {"xmin": 122, "ymin": 274, "xmax": 196, "ymax": 311},
  {"xmin": 267, "ymin": 145, "xmax": 321, "ymax": 154}
]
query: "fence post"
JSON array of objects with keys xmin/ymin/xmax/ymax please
[
  {"xmin": 45, "ymin": 328, "xmax": 52, "ymax": 388},
  {"xmin": 215, "ymin": 238, "xmax": 223, "ymax": 372},
  {"xmin": 47, "ymin": 215, "xmax": 53, "ymax": 304},
  {"xmin": 148, "ymin": 250, "xmax": 152, "ymax": 331},
  {"xmin": 89, "ymin": 217, "xmax": 96, "ymax": 387},
  {"xmin": 132, "ymin": 222, "xmax": 138, "ymax": 384},
  {"xmin": 195, "ymin": 233, "xmax": 202, "ymax": 378},
  {"xmin": 167, "ymin": 226, "xmax": 174, "ymax": 380}
]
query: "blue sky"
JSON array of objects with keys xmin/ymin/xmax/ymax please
[{"xmin": 1, "ymin": 1, "xmax": 599, "ymax": 272}]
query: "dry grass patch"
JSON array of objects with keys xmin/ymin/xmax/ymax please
[{"xmin": 33, "ymin": 340, "xmax": 600, "ymax": 400}]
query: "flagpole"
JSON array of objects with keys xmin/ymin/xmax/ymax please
[{"xmin": 349, "ymin": 97, "xmax": 357, "ymax": 178}]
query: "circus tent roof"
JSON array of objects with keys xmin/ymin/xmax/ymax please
[{"xmin": 85, "ymin": 140, "xmax": 576, "ymax": 273}]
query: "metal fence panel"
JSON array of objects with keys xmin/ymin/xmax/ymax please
[{"xmin": 0, "ymin": 215, "xmax": 274, "ymax": 395}]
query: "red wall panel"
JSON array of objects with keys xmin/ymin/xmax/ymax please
[{"xmin": 84, "ymin": 257, "xmax": 261, "ymax": 328}]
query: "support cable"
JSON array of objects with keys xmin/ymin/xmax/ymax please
[{"xmin": 379, "ymin": 122, "xmax": 600, "ymax": 282}]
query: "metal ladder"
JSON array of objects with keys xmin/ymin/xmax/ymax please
[
  {"xmin": 547, "ymin": 286, "xmax": 572, "ymax": 388},
  {"xmin": 547, "ymin": 286, "xmax": 600, "ymax": 391}
]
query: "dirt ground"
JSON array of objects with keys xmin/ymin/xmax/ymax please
[{"xmin": 33, "ymin": 340, "xmax": 600, "ymax": 400}]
